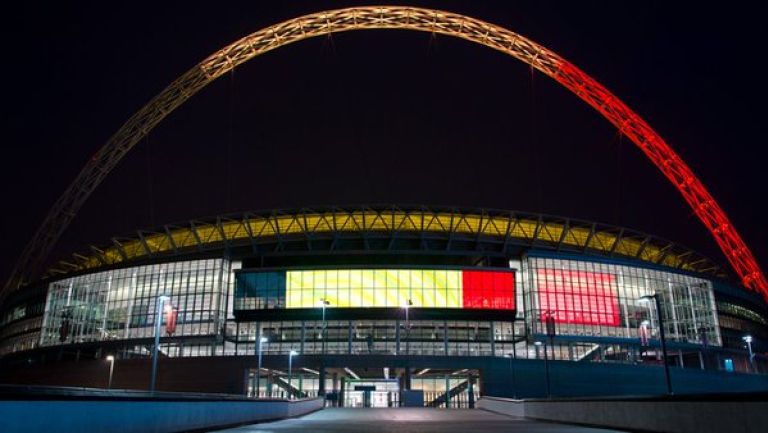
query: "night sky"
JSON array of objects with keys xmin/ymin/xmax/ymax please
[{"xmin": 1, "ymin": 1, "xmax": 767, "ymax": 285}]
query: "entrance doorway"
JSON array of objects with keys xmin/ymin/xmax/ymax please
[
  {"xmin": 344, "ymin": 379, "xmax": 400, "ymax": 407},
  {"xmin": 247, "ymin": 365, "xmax": 480, "ymax": 408}
]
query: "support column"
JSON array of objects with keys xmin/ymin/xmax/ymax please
[
  {"xmin": 348, "ymin": 321, "xmax": 353, "ymax": 354},
  {"xmin": 443, "ymin": 320, "xmax": 449, "ymax": 355},
  {"xmin": 403, "ymin": 367, "xmax": 411, "ymax": 390},
  {"xmin": 468, "ymin": 376, "xmax": 475, "ymax": 409},
  {"xmin": 332, "ymin": 372, "xmax": 339, "ymax": 407},
  {"xmin": 243, "ymin": 368, "xmax": 251, "ymax": 396},
  {"xmin": 300, "ymin": 320, "xmax": 305, "ymax": 354},
  {"xmin": 489, "ymin": 321, "xmax": 495, "ymax": 357},
  {"xmin": 395, "ymin": 319, "xmax": 401, "ymax": 355},
  {"xmin": 319, "ymin": 366, "xmax": 326, "ymax": 396},
  {"xmin": 339, "ymin": 377, "xmax": 346, "ymax": 407},
  {"xmin": 445, "ymin": 374, "xmax": 451, "ymax": 408}
]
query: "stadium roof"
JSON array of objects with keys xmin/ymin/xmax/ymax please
[{"xmin": 44, "ymin": 205, "xmax": 722, "ymax": 280}]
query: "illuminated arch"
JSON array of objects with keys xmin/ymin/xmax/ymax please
[{"xmin": 6, "ymin": 6, "xmax": 767, "ymax": 300}]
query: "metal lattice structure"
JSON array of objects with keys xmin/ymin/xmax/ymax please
[
  {"xmin": 5, "ymin": 6, "xmax": 766, "ymax": 301},
  {"xmin": 45, "ymin": 206, "xmax": 721, "ymax": 277}
]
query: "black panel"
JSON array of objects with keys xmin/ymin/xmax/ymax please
[{"xmin": 233, "ymin": 307, "xmax": 517, "ymax": 322}]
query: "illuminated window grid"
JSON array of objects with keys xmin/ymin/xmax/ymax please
[
  {"xmin": 40, "ymin": 259, "xmax": 226, "ymax": 346},
  {"xmin": 286, "ymin": 269, "xmax": 462, "ymax": 309},
  {"xmin": 526, "ymin": 257, "xmax": 721, "ymax": 345},
  {"xmin": 537, "ymin": 269, "xmax": 619, "ymax": 326}
]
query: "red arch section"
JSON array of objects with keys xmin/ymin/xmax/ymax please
[{"xmin": 554, "ymin": 61, "xmax": 767, "ymax": 300}]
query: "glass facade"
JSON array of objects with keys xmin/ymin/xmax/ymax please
[
  {"xmin": 3, "ymin": 252, "xmax": 758, "ymax": 374},
  {"xmin": 40, "ymin": 259, "xmax": 229, "ymax": 347},
  {"xmin": 0, "ymin": 299, "xmax": 44, "ymax": 356},
  {"xmin": 233, "ymin": 319, "xmax": 508, "ymax": 357},
  {"xmin": 244, "ymin": 374, "xmax": 478, "ymax": 408},
  {"xmin": 525, "ymin": 257, "xmax": 721, "ymax": 346}
]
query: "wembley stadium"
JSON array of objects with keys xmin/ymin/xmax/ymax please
[
  {"xmin": 1, "ymin": 5, "xmax": 768, "ymax": 409},
  {"xmin": 1, "ymin": 205, "xmax": 766, "ymax": 406}
]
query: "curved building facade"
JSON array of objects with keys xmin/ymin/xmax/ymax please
[{"xmin": 1, "ymin": 206, "xmax": 766, "ymax": 405}]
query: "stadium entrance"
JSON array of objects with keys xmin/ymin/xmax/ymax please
[
  {"xmin": 343, "ymin": 379, "xmax": 399, "ymax": 408},
  {"xmin": 249, "ymin": 365, "xmax": 479, "ymax": 408}
]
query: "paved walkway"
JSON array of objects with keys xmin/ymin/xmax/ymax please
[{"xmin": 213, "ymin": 407, "xmax": 627, "ymax": 432}]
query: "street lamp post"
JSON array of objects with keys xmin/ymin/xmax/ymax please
[
  {"xmin": 535, "ymin": 341, "xmax": 551, "ymax": 398},
  {"xmin": 150, "ymin": 295, "xmax": 170, "ymax": 393},
  {"xmin": 288, "ymin": 350, "xmax": 298, "ymax": 399},
  {"xmin": 743, "ymin": 335, "xmax": 755, "ymax": 372},
  {"xmin": 318, "ymin": 299, "xmax": 330, "ymax": 400},
  {"xmin": 106, "ymin": 355, "xmax": 115, "ymax": 389},
  {"xmin": 402, "ymin": 299, "xmax": 412, "ymax": 355},
  {"xmin": 505, "ymin": 353, "xmax": 517, "ymax": 398},
  {"xmin": 639, "ymin": 293, "xmax": 673, "ymax": 395},
  {"xmin": 254, "ymin": 336, "xmax": 268, "ymax": 397},
  {"xmin": 319, "ymin": 299, "xmax": 330, "ymax": 354}
]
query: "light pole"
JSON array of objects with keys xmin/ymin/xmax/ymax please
[
  {"xmin": 535, "ymin": 341, "xmax": 551, "ymax": 398},
  {"xmin": 743, "ymin": 335, "xmax": 755, "ymax": 372},
  {"xmin": 505, "ymin": 353, "xmax": 517, "ymax": 398},
  {"xmin": 150, "ymin": 295, "xmax": 170, "ymax": 393},
  {"xmin": 288, "ymin": 350, "xmax": 298, "ymax": 399},
  {"xmin": 254, "ymin": 336, "xmax": 268, "ymax": 397},
  {"xmin": 639, "ymin": 293, "xmax": 673, "ymax": 395},
  {"xmin": 106, "ymin": 355, "xmax": 115, "ymax": 389},
  {"xmin": 319, "ymin": 299, "xmax": 330, "ymax": 354},
  {"xmin": 402, "ymin": 299, "xmax": 412, "ymax": 355}
]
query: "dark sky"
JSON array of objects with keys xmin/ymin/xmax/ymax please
[{"xmin": 1, "ymin": 1, "xmax": 767, "ymax": 285}]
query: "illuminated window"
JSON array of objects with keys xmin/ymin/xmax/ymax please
[
  {"xmin": 235, "ymin": 268, "xmax": 515, "ymax": 310},
  {"xmin": 536, "ymin": 268, "xmax": 619, "ymax": 326}
]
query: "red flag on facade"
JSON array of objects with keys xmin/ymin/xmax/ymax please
[
  {"xmin": 639, "ymin": 321, "xmax": 650, "ymax": 346},
  {"xmin": 165, "ymin": 306, "xmax": 178, "ymax": 336}
]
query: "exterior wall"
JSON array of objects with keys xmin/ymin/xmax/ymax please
[
  {"xmin": 233, "ymin": 319, "xmax": 521, "ymax": 357},
  {"xmin": 2, "ymin": 353, "xmax": 767, "ymax": 398},
  {"xmin": 1, "ymin": 251, "xmax": 766, "ymax": 388},
  {"xmin": 0, "ymin": 316, "xmax": 42, "ymax": 356},
  {"xmin": 0, "ymin": 290, "xmax": 45, "ymax": 356},
  {"xmin": 524, "ymin": 256, "xmax": 721, "ymax": 346},
  {"xmin": 0, "ymin": 356, "xmax": 249, "ymax": 393},
  {"xmin": 39, "ymin": 259, "xmax": 229, "ymax": 357}
]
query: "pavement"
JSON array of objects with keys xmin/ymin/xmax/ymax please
[{"xmin": 212, "ymin": 407, "xmax": 628, "ymax": 432}]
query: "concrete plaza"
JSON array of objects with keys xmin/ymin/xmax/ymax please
[{"xmin": 215, "ymin": 407, "xmax": 626, "ymax": 433}]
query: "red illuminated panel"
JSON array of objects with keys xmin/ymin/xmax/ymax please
[
  {"xmin": 462, "ymin": 270, "xmax": 515, "ymax": 310},
  {"xmin": 536, "ymin": 269, "xmax": 619, "ymax": 326}
]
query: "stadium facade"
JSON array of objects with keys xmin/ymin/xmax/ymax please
[{"xmin": 1, "ymin": 205, "xmax": 766, "ymax": 406}]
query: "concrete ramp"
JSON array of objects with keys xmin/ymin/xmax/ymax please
[
  {"xmin": 0, "ymin": 386, "xmax": 323, "ymax": 433},
  {"xmin": 215, "ymin": 407, "xmax": 625, "ymax": 432}
]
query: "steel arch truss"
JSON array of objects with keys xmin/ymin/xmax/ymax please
[{"xmin": 6, "ymin": 6, "xmax": 767, "ymax": 300}]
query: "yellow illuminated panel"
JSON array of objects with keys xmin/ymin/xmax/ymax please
[{"xmin": 285, "ymin": 269, "xmax": 464, "ymax": 309}]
